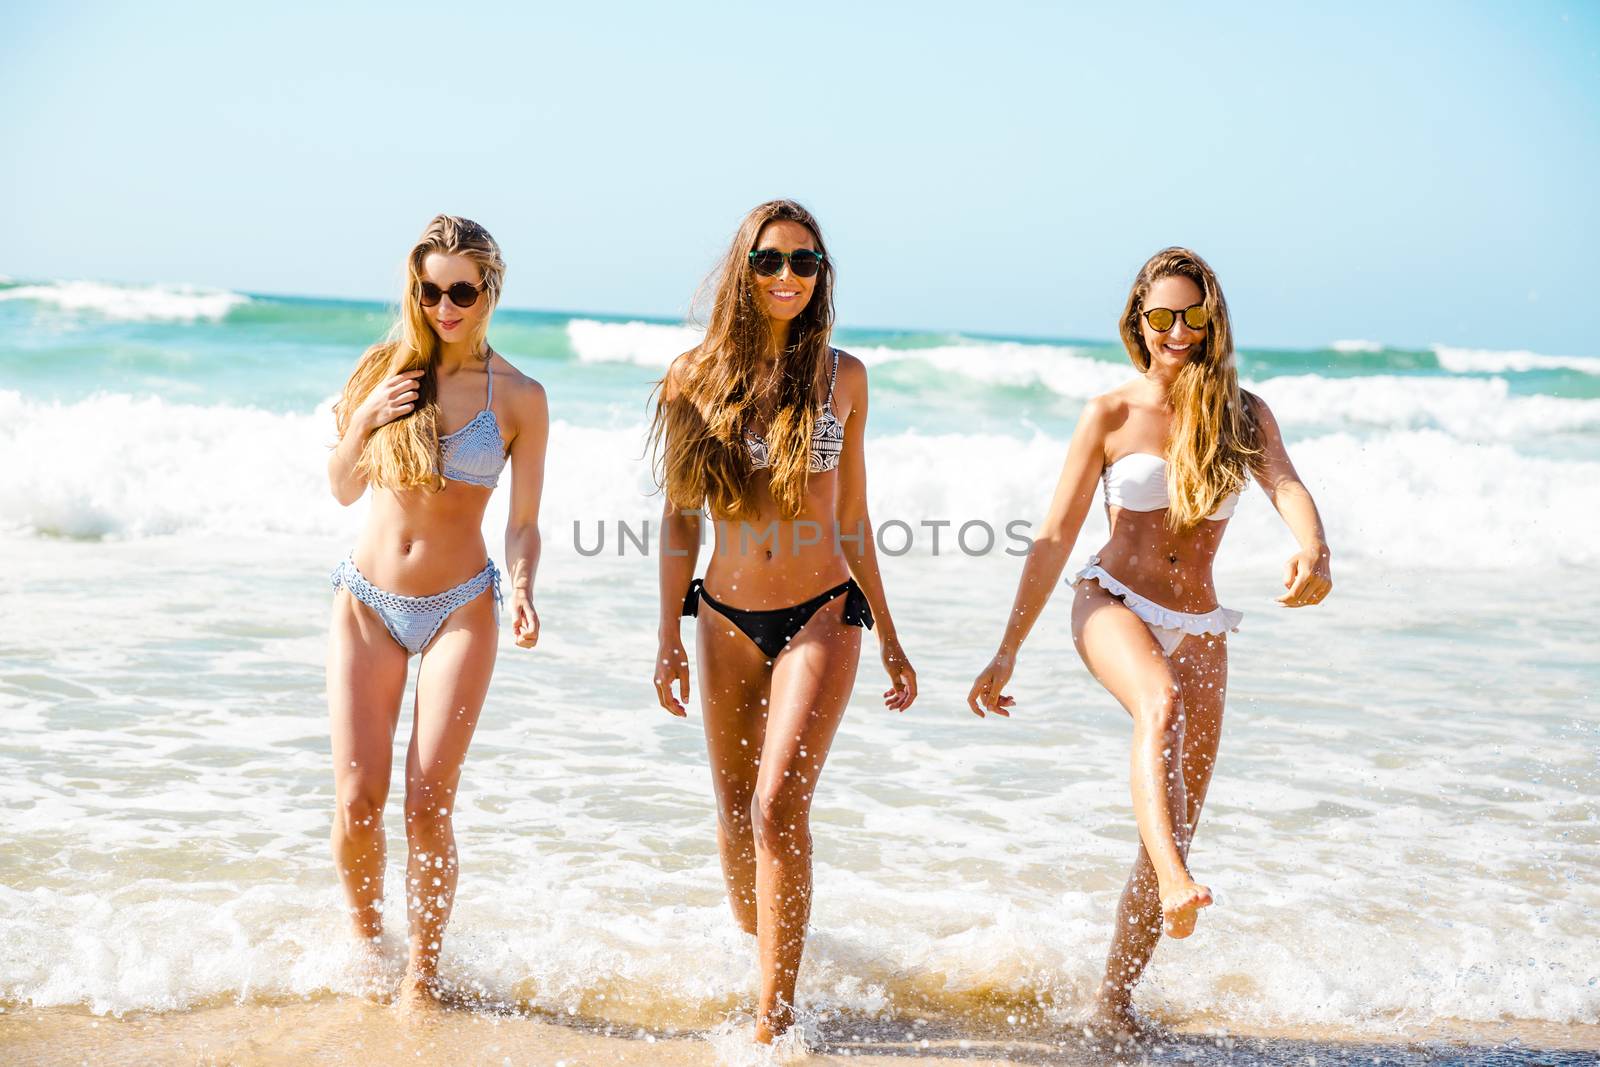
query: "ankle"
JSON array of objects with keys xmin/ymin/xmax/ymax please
[
  {"xmin": 350, "ymin": 908, "xmax": 383, "ymax": 942},
  {"xmin": 757, "ymin": 1000, "xmax": 795, "ymax": 1030},
  {"xmin": 1155, "ymin": 866, "xmax": 1195, "ymax": 894},
  {"xmin": 1095, "ymin": 978, "xmax": 1131, "ymax": 1007}
]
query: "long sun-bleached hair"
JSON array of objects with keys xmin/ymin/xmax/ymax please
[
  {"xmin": 647, "ymin": 199, "xmax": 836, "ymax": 520},
  {"xmin": 333, "ymin": 214, "xmax": 505, "ymax": 491},
  {"xmin": 1118, "ymin": 246, "xmax": 1262, "ymax": 530}
]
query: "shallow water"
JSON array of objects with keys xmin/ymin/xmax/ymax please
[{"xmin": 0, "ymin": 280, "xmax": 1596, "ymax": 1039}]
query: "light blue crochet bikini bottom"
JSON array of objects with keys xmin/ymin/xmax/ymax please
[{"xmin": 331, "ymin": 556, "xmax": 502, "ymax": 656}]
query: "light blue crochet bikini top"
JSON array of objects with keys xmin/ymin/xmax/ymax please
[
  {"xmin": 745, "ymin": 348, "xmax": 845, "ymax": 474},
  {"xmin": 439, "ymin": 363, "xmax": 508, "ymax": 488}
]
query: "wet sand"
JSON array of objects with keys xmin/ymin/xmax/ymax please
[{"xmin": 2, "ymin": 999, "xmax": 1596, "ymax": 1066}]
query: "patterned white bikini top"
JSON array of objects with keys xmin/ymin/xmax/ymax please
[
  {"xmin": 1102, "ymin": 452, "xmax": 1241, "ymax": 522},
  {"xmin": 744, "ymin": 347, "xmax": 845, "ymax": 474},
  {"xmin": 438, "ymin": 363, "xmax": 508, "ymax": 488}
]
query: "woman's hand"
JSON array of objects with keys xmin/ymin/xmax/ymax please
[
  {"xmin": 510, "ymin": 592, "xmax": 539, "ymax": 648},
  {"xmin": 1277, "ymin": 544, "xmax": 1333, "ymax": 607},
  {"xmin": 967, "ymin": 651, "xmax": 1017, "ymax": 718},
  {"xmin": 880, "ymin": 635, "xmax": 918, "ymax": 713},
  {"xmin": 353, "ymin": 370, "xmax": 425, "ymax": 433},
  {"xmin": 654, "ymin": 637, "xmax": 691, "ymax": 718}
]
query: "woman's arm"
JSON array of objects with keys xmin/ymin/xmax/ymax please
[
  {"xmin": 654, "ymin": 357, "xmax": 701, "ymax": 718},
  {"xmin": 833, "ymin": 353, "xmax": 917, "ymax": 712},
  {"xmin": 327, "ymin": 369, "xmax": 424, "ymax": 505},
  {"xmin": 504, "ymin": 375, "xmax": 549, "ymax": 648},
  {"xmin": 655, "ymin": 498, "xmax": 702, "ymax": 717},
  {"xmin": 1248, "ymin": 394, "xmax": 1332, "ymax": 607},
  {"xmin": 968, "ymin": 396, "xmax": 1113, "ymax": 716}
]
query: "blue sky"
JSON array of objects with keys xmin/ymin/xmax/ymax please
[{"xmin": 3, "ymin": 1, "xmax": 1597, "ymax": 351}]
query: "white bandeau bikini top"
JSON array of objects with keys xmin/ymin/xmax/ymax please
[{"xmin": 1102, "ymin": 452, "xmax": 1241, "ymax": 522}]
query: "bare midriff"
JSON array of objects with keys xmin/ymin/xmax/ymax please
[
  {"xmin": 350, "ymin": 482, "xmax": 494, "ymax": 595},
  {"xmin": 700, "ymin": 469, "xmax": 850, "ymax": 609},
  {"xmin": 1093, "ymin": 507, "xmax": 1229, "ymax": 614}
]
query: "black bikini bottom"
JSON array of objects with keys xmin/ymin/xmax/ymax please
[{"xmin": 681, "ymin": 576, "xmax": 874, "ymax": 659}]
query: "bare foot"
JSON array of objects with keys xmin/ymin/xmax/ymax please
[
  {"xmin": 1160, "ymin": 880, "xmax": 1213, "ymax": 938},
  {"xmin": 753, "ymin": 1003, "xmax": 794, "ymax": 1045},
  {"xmin": 1081, "ymin": 995, "xmax": 1153, "ymax": 1048},
  {"xmin": 393, "ymin": 971, "xmax": 445, "ymax": 1020},
  {"xmin": 348, "ymin": 937, "xmax": 387, "ymax": 1000}
]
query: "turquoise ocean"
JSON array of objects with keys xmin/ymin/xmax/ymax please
[{"xmin": 1, "ymin": 279, "xmax": 1596, "ymax": 1043}]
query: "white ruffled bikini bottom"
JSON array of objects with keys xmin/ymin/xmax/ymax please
[{"xmin": 1069, "ymin": 554, "xmax": 1242, "ymax": 658}]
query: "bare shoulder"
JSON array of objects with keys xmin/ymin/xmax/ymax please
[
  {"xmin": 831, "ymin": 348, "xmax": 866, "ymax": 388},
  {"xmin": 1241, "ymin": 389, "xmax": 1281, "ymax": 435},
  {"xmin": 1241, "ymin": 387, "xmax": 1272, "ymax": 417},
  {"xmin": 828, "ymin": 349, "xmax": 867, "ymax": 421},
  {"xmin": 491, "ymin": 353, "xmax": 547, "ymax": 419},
  {"xmin": 662, "ymin": 348, "xmax": 700, "ymax": 402},
  {"xmin": 1080, "ymin": 389, "xmax": 1132, "ymax": 433}
]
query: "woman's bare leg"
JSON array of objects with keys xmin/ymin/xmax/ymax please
[
  {"xmin": 1072, "ymin": 582, "xmax": 1212, "ymax": 939},
  {"xmin": 395, "ymin": 590, "xmax": 498, "ymax": 1008},
  {"xmin": 750, "ymin": 598, "xmax": 861, "ymax": 1042},
  {"xmin": 1077, "ymin": 596, "xmax": 1230, "ymax": 1035},
  {"xmin": 695, "ymin": 603, "xmax": 780, "ymax": 936},
  {"xmin": 328, "ymin": 591, "xmax": 409, "ymax": 944}
]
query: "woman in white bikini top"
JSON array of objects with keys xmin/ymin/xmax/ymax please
[{"xmin": 967, "ymin": 246, "xmax": 1333, "ymax": 1041}]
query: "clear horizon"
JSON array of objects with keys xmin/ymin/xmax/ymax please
[
  {"xmin": 6, "ymin": 275, "xmax": 1496, "ymax": 354},
  {"xmin": 10, "ymin": 272, "xmax": 1600, "ymax": 358}
]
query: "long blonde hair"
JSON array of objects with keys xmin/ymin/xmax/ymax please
[
  {"xmin": 1118, "ymin": 247, "xmax": 1262, "ymax": 530},
  {"xmin": 647, "ymin": 199, "xmax": 836, "ymax": 520},
  {"xmin": 334, "ymin": 215, "xmax": 505, "ymax": 491}
]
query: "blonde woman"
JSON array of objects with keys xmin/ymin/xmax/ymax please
[
  {"xmin": 648, "ymin": 199, "xmax": 917, "ymax": 1043},
  {"xmin": 968, "ymin": 247, "xmax": 1331, "ymax": 1038},
  {"xmin": 326, "ymin": 215, "xmax": 547, "ymax": 1011}
]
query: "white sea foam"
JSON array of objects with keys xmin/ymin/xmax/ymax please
[
  {"xmin": 0, "ymin": 280, "xmax": 250, "ymax": 322},
  {"xmin": 852, "ymin": 426, "xmax": 1600, "ymax": 569},
  {"xmin": 1330, "ymin": 339, "xmax": 1385, "ymax": 353},
  {"xmin": 1252, "ymin": 373, "xmax": 1600, "ymax": 439},
  {"xmin": 0, "ymin": 391, "xmax": 346, "ymax": 540},
  {"xmin": 566, "ymin": 318, "xmax": 704, "ymax": 367},
  {"xmin": 847, "ymin": 341, "xmax": 1127, "ymax": 398},
  {"xmin": 567, "ymin": 319, "xmax": 1129, "ymax": 400},
  {"xmin": 3, "ymin": 392, "xmax": 1596, "ymax": 568},
  {"xmin": 560, "ymin": 322, "xmax": 1600, "ymax": 439},
  {"xmin": 1434, "ymin": 344, "xmax": 1600, "ymax": 375}
]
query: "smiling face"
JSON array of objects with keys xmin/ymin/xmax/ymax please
[
  {"xmin": 749, "ymin": 220, "xmax": 820, "ymax": 325},
  {"xmin": 1139, "ymin": 273, "xmax": 1207, "ymax": 373},
  {"xmin": 419, "ymin": 251, "xmax": 491, "ymax": 344}
]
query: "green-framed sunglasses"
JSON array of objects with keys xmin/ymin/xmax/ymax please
[{"xmin": 748, "ymin": 248, "xmax": 826, "ymax": 278}]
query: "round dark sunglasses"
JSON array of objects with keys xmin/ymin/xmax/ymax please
[
  {"xmin": 748, "ymin": 248, "xmax": 826, "ymax": 278},
  {"xmin": 419, "ymin": 280, "xmax": 484, "ymax": 308},
  {"xmin": 1141, "ymin": 303, "xmax": 1209, "ymax": 332}
]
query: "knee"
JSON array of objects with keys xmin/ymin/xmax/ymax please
[
  {"xmin": 750, "ymin": 787, "xmax": 810, "ymax": 854},
  {"xmin": 404, "ymin": 778, "xmax": 457, "ymax": 831},
  {"xmin": 716, "ymin": 791, "xmax": 753, "ymax": 837},
  {"xmin": 1136, "ymin": 687, "xmax": 1184, "ymax": 738},
  {"xmin": 335, "ymin": 782, "xmax": 386, "ymax": 838}
]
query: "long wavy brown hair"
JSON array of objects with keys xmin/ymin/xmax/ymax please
[
  {"xmin": 333, "ymin": 215, "xmax": 505, "ymax": 491},
  {"xmin": 647, "ymin": 199, "xmax": 836, "ymax": 520},
  {"xmin": 1118, "ymin": 247, "xmax": 1262, "ymax": 530}
]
